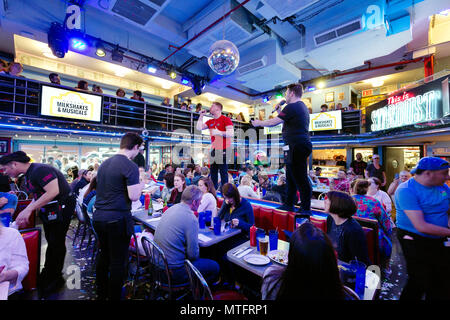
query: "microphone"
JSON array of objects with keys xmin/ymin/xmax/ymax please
[{"xmin": 272, "ymin": 100, "xmax": 286, "ymax": 113}]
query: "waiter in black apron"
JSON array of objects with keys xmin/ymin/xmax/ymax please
[
  {"xmin": 252, "ymin": 83, "xmax": 312, "ymax": 214},
  {"xmin": 0, "ymin": 151, "xmax": 76, "ymax": 298}
]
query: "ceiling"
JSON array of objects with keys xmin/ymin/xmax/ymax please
[{"xmin": 1, "ymin": 0, "xmax": 450, "ymax": 103}]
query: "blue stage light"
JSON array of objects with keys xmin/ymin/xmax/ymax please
[
  {"xmin": 147, "ymin": 65, "xmax": 157, "ymax": 73},
  {"xmin": 181, "ymin": 77, "xmax": 190, "ymax": 85},
  {"xmin": 70, "ymin": 38, "xmax": 87, "ymax": 51}
]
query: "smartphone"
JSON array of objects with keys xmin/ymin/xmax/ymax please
[
  {"xmin": 394, "ymin": 173, "xmax": 399, "ymax": 179},
  {"xmin": 294, "ymin": 214, "xmax": 310, "ymax": 230}
]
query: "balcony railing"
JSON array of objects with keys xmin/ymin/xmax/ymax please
[{"xmin": 0, "ymin": 73, "xmax": 250, "ymax": 135}]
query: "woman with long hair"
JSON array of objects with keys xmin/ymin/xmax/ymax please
[
  {"xmin": 197, "ymin": 177, "xmax": 218, "ymax": 218},
  {"xmin": 262, "ymin": 222, "xmax": 355, "ymax": 300},
  {"xmin": 168, "ymin": 173, "xmax": 186, "ymax": 205}
]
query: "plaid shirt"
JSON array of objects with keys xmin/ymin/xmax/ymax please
[{"xmin": 333, "ymin": 178, "xmax": 350, "ymax": 193}]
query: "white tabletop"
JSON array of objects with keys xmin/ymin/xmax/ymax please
[{"xmin": 0, "ymin": 281, "xmax": 9, "ymax": 300}]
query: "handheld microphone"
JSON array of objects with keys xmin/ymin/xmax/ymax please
[{"xmin": 272, "ymin": 100, "xmax": 286, "ymax": 113}]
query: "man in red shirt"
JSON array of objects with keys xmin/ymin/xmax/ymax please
[{"xmin": 196, "ymin": 102, "xmax": 234, "ymax": 190}]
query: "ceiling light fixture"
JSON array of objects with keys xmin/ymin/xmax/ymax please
[{"xmin": 95, "ymin": 42, "xmax": 106, "ymax": 57}]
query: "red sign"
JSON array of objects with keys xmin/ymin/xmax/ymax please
[{"xmin": 387, "ymin": 91, "xmax": 415, "ymax": 105}]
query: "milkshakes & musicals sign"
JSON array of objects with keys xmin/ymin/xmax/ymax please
[{"xmin": 40, "ymin": 85, "xmax": 103, "ymax": 122}]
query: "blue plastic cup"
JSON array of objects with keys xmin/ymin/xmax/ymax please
[
  {"xmin": 198, "ymin": 211, "xmax": 206, "ymax": 229},
  {"xmin": 134, "ymin": 225, "xmax": 142, "ymax": 234},
  {"xmin": 0, "ymin": 213, "xmax": 11, "ymax": 227},
  {"xmin": 256, "ymin": 229, "xmax": 265, "ymax": 251},
  {"xmin": 139, "ymin": 194, "xmax": 145, "ymax": 206},
  {"xmin": 262, "ymin": 188, "xmax": 267, "ymax": 197},
  {"xmin": 213, "ymin": 217, "xmax": 221, "ymax": 235},
  {"xmin": 204, "ymin": 210, "xmax": 212, "ymax": 227},
  {"xmin": 350, "ymin": 260, "xmax": 366, "ymax": 299},
  {"xmin": 269, "ymin": 230, "xmax": 278, "ymax": 251}
]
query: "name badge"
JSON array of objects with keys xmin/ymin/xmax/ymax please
[{"xmin": 282, "ymin": 145, "xmax": 289, "ymax": 151}]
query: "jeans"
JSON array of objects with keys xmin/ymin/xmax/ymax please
[
  {"xmin": 170, "ymin": 258, "xmax": 220, "ymax": 286},
  {"xmin": 39, "ymin": 195, "xmax": 75, "ymax": 288},
  {"xmin": 210, "ymin": 149, "xmax": 229, "ymax": 191},
  {"xmin": 93, "ymin": 215, "xmax": 132, "ymax": 300},
  {"xmin": 397, "ymin": 228, "xmax": 450, "ymax": 300},
  {"xmin": 285, "ymin": 142, "xmax": 312, "ymax": 211}
]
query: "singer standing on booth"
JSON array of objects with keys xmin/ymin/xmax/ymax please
[
  {"xmin": 252, "ymin": 83, "xmax": 312, "ymax": 214},
  {"xmin": 196, "ymin": 102, "xmax": 234, "ymax": 191}
]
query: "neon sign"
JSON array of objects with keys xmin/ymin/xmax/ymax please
[
  {"xmin": 387, "ymin": 92, "xmax": 414, "ymax": 105},
  {"xmin": 371, "ymin": 90, "xmax": 441, "ymax": 131}
]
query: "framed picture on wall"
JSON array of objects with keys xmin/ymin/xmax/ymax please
[
  {"xmin": 325, "ymin": 92, "xmax": 334, "ymax": 103},
  {"xmin": 0, "ymin": 137, "xmax": 11, "ymax": 155},
  {"xmin": 338, "ymin": 92, "xmax": 345, "ymax": 101}
]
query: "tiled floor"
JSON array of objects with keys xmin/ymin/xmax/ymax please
[{"xmin": 31, "ymin": 219, "xmax": 408, "ymax": 300}]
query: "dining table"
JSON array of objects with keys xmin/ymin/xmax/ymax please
[
  {"xmin": 226, "ymin": 240, "xmax": 380, "ymax": 300},
  {"xmin": 132, "ymin": 208, "xmax": 242, "ymax": 248},
  {"xmin": 0, "ymin": 281, "xmax": 9, "ymax": 300}
]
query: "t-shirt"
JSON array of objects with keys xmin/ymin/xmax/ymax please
[
  {"xmin": 205, "ymin": 115, "xmax": 233, "ymax": 150},
  {"xmin": 277, "ymin": 101, "xmax": 310, "ymax": 146},
  {"xmin": 94, "ymin": 154, "xmax": 140, "ymax": 215},
  {"xmin": 350, "ymin": 160, "xmax": 367, "ymax": 176},
  {"xmin": 0, "ymin": 192, "xmax": 18, "ymax": 211},
  {"xmin": 395, "ymin": 178, "xmax": 450, "ymax": 238},
  {"xmin": 366, "ymin": 163, "xmax": 384, "ymax": 182},
  {"xmin": 24, "ymin": 163, "xmax": 71, "ymax": 202}
]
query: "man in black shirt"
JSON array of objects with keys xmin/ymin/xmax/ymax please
[
  {"xmin": 93, "ymin": 132, "xmax": 144, "ymax": 300},
  {"xmin": 252, "ymin": 83, "xmax": 312, "ymax": 214},
  {"xmin": 132, "ymin": 147, "xmax": 145, "ymax": 169},
  {"xmin": 350, "ymin": 153, "xmax": 367, "ymax": 176},
  {"xmin": 0, "ymin": 151, "xmax": 76, "ymax": 297}
]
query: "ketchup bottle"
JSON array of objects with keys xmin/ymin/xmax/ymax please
[
  {"xmin": 250, "ymin": 225, "xmax": 257, "ymax": 247},
  {"xmin": 144, "ymin": 193, "xmax": 150, "ymax": 210}
]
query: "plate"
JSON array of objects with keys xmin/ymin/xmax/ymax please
[
  {"xmin": 268, "ymin": 250, "xmax": 288, "ymax": 266},
  {"xmin": 243, "ymin": 254, "xmax": 270, "ymax": 266}
]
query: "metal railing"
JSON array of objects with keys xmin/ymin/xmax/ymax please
[{"xmin": 0, "ymin": 73, "xmax": 250, "ymax": 135}]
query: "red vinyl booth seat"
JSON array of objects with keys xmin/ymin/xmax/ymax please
[
  {"xmin": 309, "ymin": 216, "xmax": 327, "ymax": 233},
  {"xmin": 272, "ymin": 210, "xmax": 288, "ymax": 241},
  {"xmin": 20, "ymin": 228, "xmax": 41, "ymax": 291},
  {"xmin": 259, "ymin": 207, "xmax": 274, "ymax": 231},
  {"xmin": 13, "ymin": 200, "xmax": 36, "ymax": 230},
  {"xmin": 354, "ymin": 216, "xmax": 380, "ymax": 265},
  {"xmin": 251, "ymin": 205, "xmax": 261, "ymax": 228}
]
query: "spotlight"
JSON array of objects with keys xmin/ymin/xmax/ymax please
[
  {"xmin": 111, "ymin": 46, "xmax": 124, "ymax": 62},
  {"xmin": 181, "ymin": 76, "xmax": 190, "ymax": 85},
  {"xmin": 95, "ymin": 43, "xmax": 106, "ymax": 57},
  {"xmin": 168, "ymin": 69, "xmax": 177, "ymax": 79},
  {"xmin": 70, "ymin": 38, "xmax": 87, "ymax": 51},
  {"xmin": 275, "ymin": 92, "xmax": 283, "ymax": 99},
  {"xmin": 317, "ymin": 81, "xmax": 326, "ymax": 89},
  {"xmin": 262, "ymin": 96, "xmax": 270, "ymax": 103},
  {"xmin": 147, "ymin": 64, "xmax": 157, "ymax": 73},
  {"xmin": 47, "ymin": 22, "xmax": 68, "ymax": 58},
  {"xmin": 191, "ymin": 78, "xmax": 205, "ymax": 95}
]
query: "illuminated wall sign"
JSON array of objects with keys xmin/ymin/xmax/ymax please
[
  {"xmin": 264, "ymin": 124, "xmax": 283, "ymax": 135},
  {"xmin": 366, "ymin": 76, "xmax": 449, "ymax": 132},
  {"xmin": 40, "ymin": 85, "xmax": 102, "ymax": 122},
  {"xmin": 309, "ymin": 110, "xmax": 342, "ymax": 131}
]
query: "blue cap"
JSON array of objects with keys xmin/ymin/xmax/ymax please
[{"xmin": 410, "ymin": 157, "xmax": 450, "ymax": 174}]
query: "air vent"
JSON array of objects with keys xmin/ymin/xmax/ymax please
[
  {"xmin": 336, "ymin": 20, "xmax": 361, "ymax": 37},
  {"xmin": 314, "ymin": 19, "xmax": 362, "ymax": 46},
  {"xmin": 148, "ymin": 0, "xmax": 167, "ymax": 6},
  {"xmin": 112, "ymin": 0, "xmax": 157, "ymax": 26},
  {"xmin": 315, "ymin": 31, "xmax": 337, "ymax": 45},
  {"xmin": 237, "ymin": 56, "xmax": 267, "ymax": 75}
]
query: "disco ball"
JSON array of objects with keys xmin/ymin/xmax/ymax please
[{"xmin": 207, "ymin": 40, "xmax": 240, "ymax": 75}]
